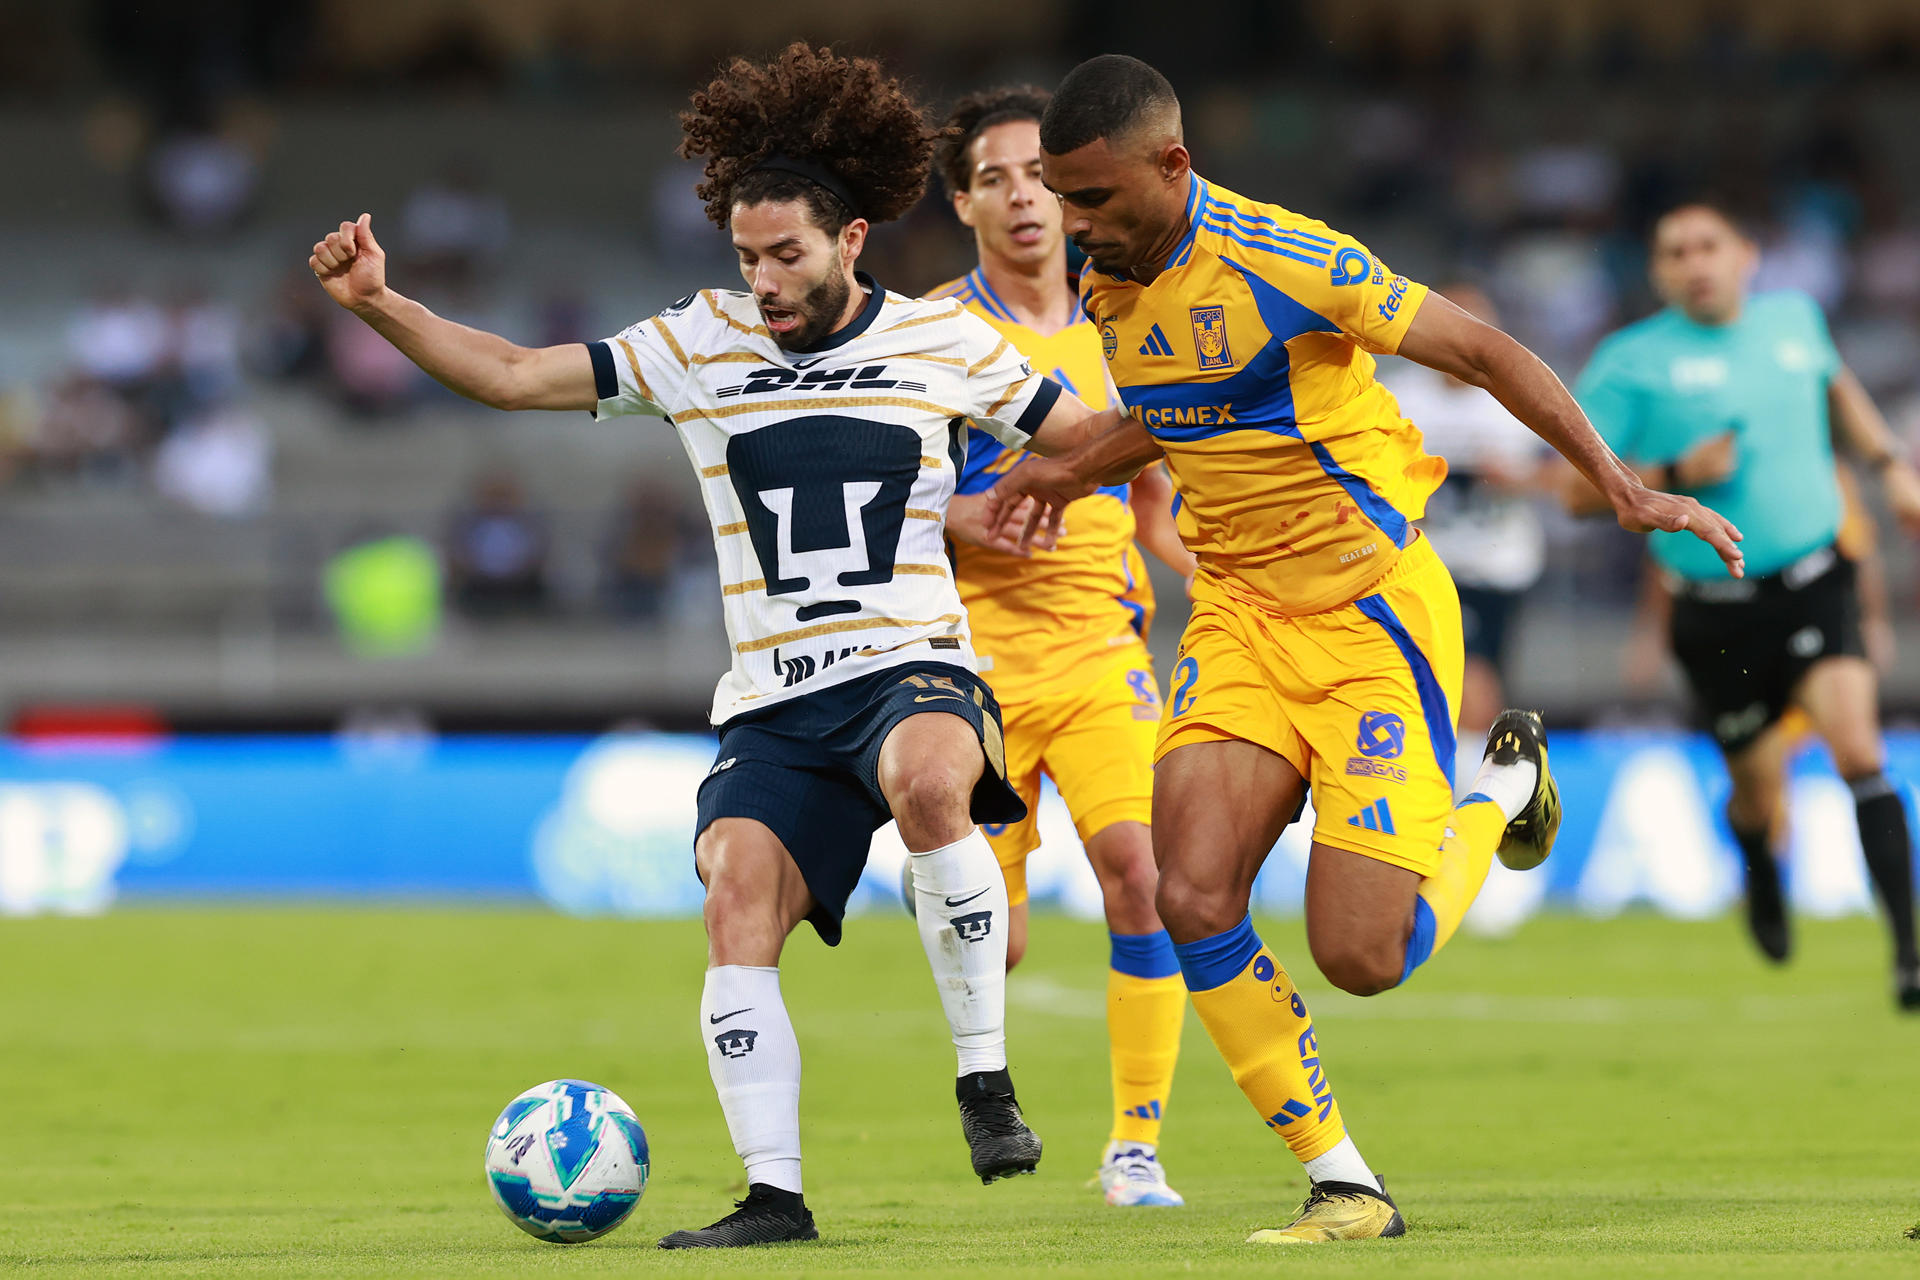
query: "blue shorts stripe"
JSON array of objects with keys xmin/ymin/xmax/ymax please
[
  {"xmin": 1353, "ymin": 594, "xmax": 1457, "ymax": 790},
  {"xmin": 1111, "ymin": 929, "xmax": 1180, "ymax": 980},
  {"xmin": 1401, "ymin": 895, "xmax": 1437, "ymax": 984},
  {"xmin": 1172, "ymin": 916, "xmax": 1262, "ymax": 992}
]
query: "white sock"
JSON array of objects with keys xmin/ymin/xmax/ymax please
[
  {"xmin": 1465, "ymin": 747, "xmax": 1539, "ymax": 822},
  {"xmin": 700, "ymin": 965, "xmax": 802, "ymax": 1195},
  {"xmin": 908, "ymin": 829, "xmax": 1009, "ymax": 1074},
  {"xmin": 1301, "ymin": 1134, "xmax": 1382, "ymax": 1192}
]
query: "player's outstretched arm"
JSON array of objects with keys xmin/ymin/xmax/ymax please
[
  {"xmin": 985, "ymin": 412, "xmax": 1163, "ymax": 552},
  {"xmin": 310, "ymin": 215, "xmax": 597, "ymax": 413},
  {"xmin": 1399, "ymin": 292, "xmax": 1745, "ymax": 578},
  {"xmin": 1829, "ymin": 365, "xmax": 1920, "ymax": 536}
]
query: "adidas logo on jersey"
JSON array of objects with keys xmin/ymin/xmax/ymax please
[
  {"xmin": 715, "ymin": 364, "xmax": 927, "ymax": 398},
  {"xmin": 1138, "ymin": 324, "xmax": 1175, "ymax": 357},
  {"xmin": 1347, "ymin": 798, "xmax": 1396, "ymax": 835}
]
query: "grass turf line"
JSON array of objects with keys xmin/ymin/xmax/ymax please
[{"xmin": 0, "ymin": 908, "xmax": 1914, "ymax": 1277}]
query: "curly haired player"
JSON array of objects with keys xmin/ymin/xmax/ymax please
[{"xmin": 306, "ymin": 43, "xmax": 1122, "ymax": 1248}]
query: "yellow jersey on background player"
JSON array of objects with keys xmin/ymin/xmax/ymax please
[
  {"xmin": 930, "ymin": 267, "xmax": 1154, "ymax": 704},
  {"xmin": 1085, "ymin": 174, "xmax": 1446, "ymax": 619},
  {"xmin": 927, "ymin": 266, "xmax": 1163, "ymax": 882}
]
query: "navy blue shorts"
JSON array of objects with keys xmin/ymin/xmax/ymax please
[{"xmin": 695, "ymin": 662, "xmax": 1025, "ymax": 945}]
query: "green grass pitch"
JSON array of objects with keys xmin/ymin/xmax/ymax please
[{"xmin": 2, "ymin": 907, "xmax": 1916, "ymax": 1277}]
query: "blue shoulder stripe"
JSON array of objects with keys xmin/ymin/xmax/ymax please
[
  {"xmin": 1204, "ymin": 200, "xmax": 1336, "ymax": 248},
  {"xmin": 1201, "ymin": 201, "xmax": 1331, "ymax": 263},
  {"xmin": 1201, "ymin": 215, "xmax": 1330, "ymax": 267}
]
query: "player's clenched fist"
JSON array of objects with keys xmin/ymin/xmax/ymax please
[{"xmin": 310, "ymin": 213, "xmax": 386, "ymax": 313}]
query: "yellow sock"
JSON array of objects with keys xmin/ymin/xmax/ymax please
[
  {"xmin": 1401, "ymin": 796, "xmax": 1507, "ymax": 981},
  {"xmin": 1173, "ymin": 917, "xmax": 1345, "ymax": 1162},
  {"xmin": 1107, "ymin": 930, "xmax": 1185, "ymax": 1146}
]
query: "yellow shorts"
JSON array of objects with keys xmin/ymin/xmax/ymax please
[
  {"xmin": 984, "ymin": 642, "xmax": 1161, "ymax": 905},
  {"xmin": 1158, "ymin": 536, "xmax": 1463, "ymax": 878}
]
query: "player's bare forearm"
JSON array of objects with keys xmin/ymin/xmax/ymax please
[
  {"xmin": 985, "ymin": 416, "xmax": 1162, "ymax": 551},
  {"xmin": 1402, "ymin": 294, "xmax": 1745, "ymax": 574},
  {"xmin": 1130, "ymin": 463, "xmax": 1198, "ymax": 577},
  {"xmin": 310, "ymin": 214, "xmax": 596, "ymax": 413},
  {"xmin": 1829, "ymin": 367, "xmax": 1902, "ymax": 465}
]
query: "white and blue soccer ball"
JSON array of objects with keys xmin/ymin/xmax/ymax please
[{"xmin": 484, "ymin": 1079, "xmax": 649, "ymax": 1243}]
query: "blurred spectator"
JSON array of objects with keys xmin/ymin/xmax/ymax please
[
  {"xmin": 324, "ymin": 531, "xmax": 443, "ymax": 658},
  {"xmin": 400, "ymin": 162, "xmax": 510, "ymax": 295},
  {"xmin": 29, "ymin": 372, "xmax": 144, "ymax": 482},
  {"xmin": 152, "ymin": 402, "xmax": 271, "ymax": 518},
  {"xmin": 169, "ymin": 290, "xmax": 243, "ymax": 408},
  {"xmin": 445, "ymin": 471, "xmax": 551, "ymax": 616},
  {"xmin": 67, "ymin": 289, "xmax": 168, "ymax": 394},
  {"xmin": 250, "ymin": 270, "xmax": 332, "ymax": 383},
  {"xmin": 601, "ymin": 476, "xmax": 700, "ymax": 622},
  {"xmin": 139, "ymin": 109, "xmax": 259, "ymax": 235},
  {"xmin": 325, "ymin": 311, "xmax": 422, "ymax": 418}
]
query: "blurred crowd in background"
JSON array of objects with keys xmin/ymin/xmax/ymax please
[{"xmin": 3, "ymin": 0, "xmax": 1920, "ymax": 723}]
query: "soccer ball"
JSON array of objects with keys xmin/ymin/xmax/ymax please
[{"xmin": 484, "ymin": 1079, "xmax": 649, "ymax": 1243}]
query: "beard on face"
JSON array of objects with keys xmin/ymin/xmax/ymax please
[
  {"xmin": 1070, "ymin": 232, "xmax": 1127, "ymax": 277},
  {"xmin": 760, "ymin": 267, "xmax": 852, "ymax": 352}
]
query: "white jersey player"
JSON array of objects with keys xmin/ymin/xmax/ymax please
[{"xmin": 307, "ymin": 41, "xmax": 1122, "ymax": 1252}]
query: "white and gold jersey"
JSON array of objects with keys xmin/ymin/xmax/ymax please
[{"xmin": 590, "ymin": 273, "xmax": 1061, "ymax": 724}]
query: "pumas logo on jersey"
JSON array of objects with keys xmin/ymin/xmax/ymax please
[
  {"xmin": 716, "ymin": 365, "xmax": 927, "ymax": 398},
  {"xmin": 1189, "ymin": 306, "xmax": 1234, "ymax": 370}
]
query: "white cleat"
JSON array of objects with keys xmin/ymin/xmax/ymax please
[{"xmin": 1098, "ymin": 1141, "xmax": 1185, "ymax": 1208}]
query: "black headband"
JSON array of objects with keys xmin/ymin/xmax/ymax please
[{"xmin": 748, "ymin": 153, "xmax": 862, "ymax": 219}]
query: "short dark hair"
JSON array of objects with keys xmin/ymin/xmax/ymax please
[
  {"xmin": 1652, "ymin": 197, "xmax": 1757, "ymax": 243},
  {"xmin": 678, "ymin": 42, "xmax": 940, "ymax": 232},
  {"xmin": 935, "ymin": 86, "xmax": 1051, "ymax": 197},
  {"xmin": 1039, "ymin": 54, "xmax": 1179, "ymax": 157}
]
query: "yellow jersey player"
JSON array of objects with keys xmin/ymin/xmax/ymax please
[
  {"xmin": 924, "ymin": 86, "xmax": 1200, "ymax": 1208},
  {"xmin": 987, "ymin": 56, "xmax": 1745, "ymax": 1244}
]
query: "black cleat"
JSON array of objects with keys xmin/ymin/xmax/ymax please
[
  {"xmin": 1484, "ymin": 710, "xmax": 1561, "ymax": 872},
  {"xmin": 1740, "ymin": 845, "xmax": 1791, "ymax": 964},
  {"xmin": 957, "ymin": 1068, "xmax": 1042, "ymax": 1183},
  {"xmin": 657, "ymin": 1183, "xmax": 818, "ymax": 1250},
  {"xmin": 1897, "ymin": 961, "xmax": 1920, "ymax": 1012}
]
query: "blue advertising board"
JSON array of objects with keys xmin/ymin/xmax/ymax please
[{"xmin": 0, "ymin": 730, "xmax": 1910, "ymax": 932}]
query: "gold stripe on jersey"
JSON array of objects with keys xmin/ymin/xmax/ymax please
[
  {"xmin": 905, "ymin": 508, "xmax": 939, "ymax": 521},
  {"xmin": 613, "ymin": 339, "xmax": 654, "ymax": 403},
  {"xmin": 736, "ymin": 613, "xmax": 964, "ymax": 653},
  {"xmin": 689, "ymin": 351, "xmax": 765, "ymax": 365},
  {"xmin": 705, "ymin": 291, "xmax": 770, "ymax": 338},
  {"xmin": 881, "ymin": 302, "xmax": 968, "ymax": 333},
  {"xmin": 920, "ymin": 455, "xmax": 944, "ymax": 468},
  {"xmin": 722, "ymin": 579, "xmax": 765, "ymax": 596},
  {"xmin": 715, "ymin": 521, "xmax": 748, "ymax": 535},
  {"xmin": 651, "ymin": 319, "xmax": 690, "ymax": 369},
  {"xmin": 968, "ymin": 337, "xmax": 1012, "ymax": 377},
  {"xmin": 699, "ymin": 463, "xmax": 729, "ymax": 478}
]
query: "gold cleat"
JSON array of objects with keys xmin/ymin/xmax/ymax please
[
  {"xmin": 1247, "ymin": 1180, "xmax": 1406, "ymax": 1244},
  {"xmin": 1484, "ymin": 709, "xmax": 1560, "ymax": 872}
]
